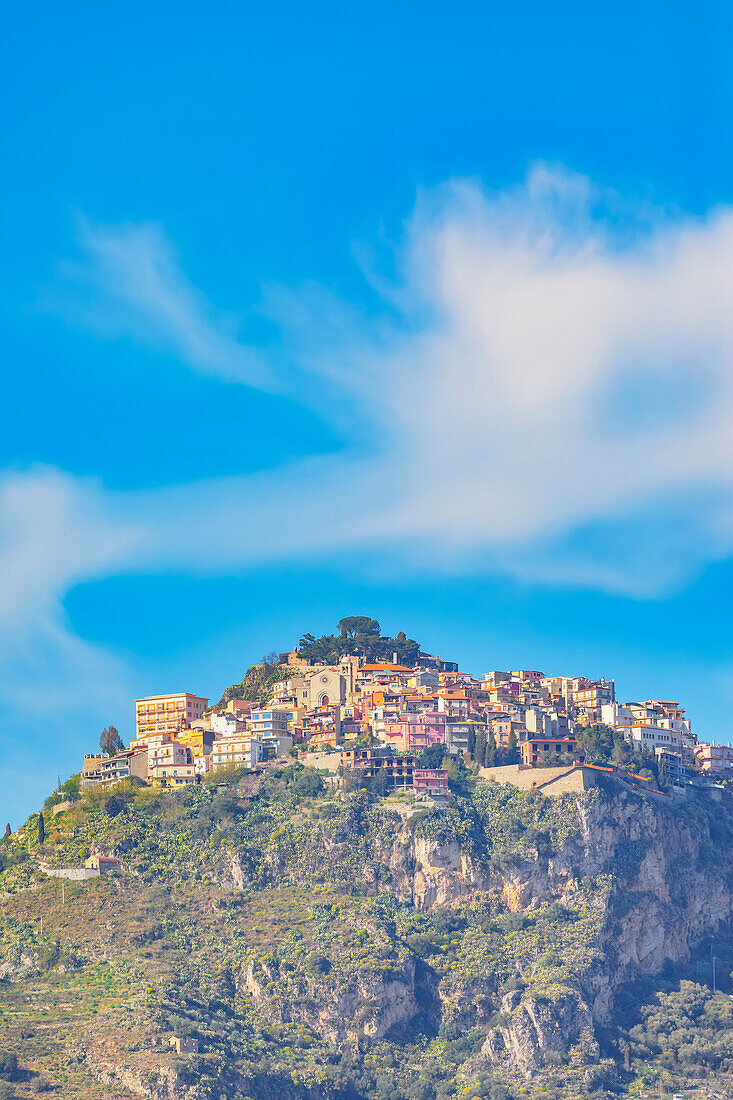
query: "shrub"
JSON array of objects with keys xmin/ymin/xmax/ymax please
[{"xmin": 0, "ymin": 1052, "xmax": 18, "ymax": 1080}]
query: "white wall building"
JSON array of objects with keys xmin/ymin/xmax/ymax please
[
  {"xmin": 211, "ymin": 736, "xmax": 265, "ymax": 769},
  {"xmin": 627, "ymin": 723, "xmax": 682, "ymax": 754}
]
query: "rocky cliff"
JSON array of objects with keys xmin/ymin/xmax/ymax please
[{"xmin": 223, "ymin": 779, "xmax": 733, "ymax": 1079}]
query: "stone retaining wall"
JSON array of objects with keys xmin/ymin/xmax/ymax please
[
  {"xmin": 37, "ymin": 861, "xmax": 99, "ymax": 881},
  {"xmin": 478, "ymin": 764, "xmax": 597, "ymax": 796}
]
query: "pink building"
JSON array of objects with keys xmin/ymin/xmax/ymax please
[
  {"xmin": 694, "ymin": 742, "xmax": 733, "ymax": 773},
  {"xmin": 384, "ymin": 712, "xmax": 446, "ymax": 753},
  {"xmin": 413, "ymin": 768, "xmax": 449, "ymax": 795}
]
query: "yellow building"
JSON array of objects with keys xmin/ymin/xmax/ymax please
[
  {"xmin": 177, "ymin": 727, "xmax": 215, "ymax": 770},
  {"xmin": 135, "ymin": 692, "xmax": 208, "ymax": 738}
]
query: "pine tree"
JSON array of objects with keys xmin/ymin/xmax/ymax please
[{"xmin": 37, "ymin": 812, "xmax": 45, "ymax": 846}]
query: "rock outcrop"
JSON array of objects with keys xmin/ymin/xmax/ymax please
[{"xmin": 253, "ymin": 782, "xmax": 733, "ymax": 1075}]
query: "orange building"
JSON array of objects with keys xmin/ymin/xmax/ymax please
[{"xmin": 135, "ymin": 693, "xmax": 208, "ymax": 738}]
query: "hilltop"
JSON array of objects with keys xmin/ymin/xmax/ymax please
[{"xmin": 3, "ymin": 761, "xmax": 733, "ymax": 1099}]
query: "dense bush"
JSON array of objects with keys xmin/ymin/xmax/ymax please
[{"xmin": 0, "ymin": 1052, "xmax": 18, "ymax": 1080}]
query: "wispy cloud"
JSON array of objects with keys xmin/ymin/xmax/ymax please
[
  {"xmin": 45, "ymin": 217, "xmax": 280, "ymax": 392},
  {"xmin": 39, "ymin": 165, "xmax": 733, "ymax": 597}
]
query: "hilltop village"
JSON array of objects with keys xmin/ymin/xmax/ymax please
[
  {"xmin": 79, "ymin": 617, "xmax": 731, "ymax": 800},
  {"xmin": 8, "ymin": 620, "xmax": 733, "ymax": 1100}
]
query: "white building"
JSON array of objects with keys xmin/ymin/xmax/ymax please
[
  {"xmin": 627, "ymin": 723, "xmax": 682, "ymax": 754},
  {"xmin": 147, "ymin": 742, "xmax": 192, "ymax": 769},
  {"xmin": 211, "ymin": 736, "xmax": 265, "ymax": 769},
  {"xmin": 210, "ymin": 711, "xmax": 246, "ymax": 737},
  {"xmin": 250, "ymin": 708, "xmax": 293, "ymax": 741},
  {"xmin": 148, "ymin": 762, "xmax": 196, "ymax": 787},
  {"xmin": 261, "ymin": 733, "xmax": 294, "ymax": 757}
]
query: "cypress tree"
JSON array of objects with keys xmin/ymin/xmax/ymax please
[
  {"xmin": 467, "ymin": 725, "xmax": 477, "ymax": 758},
  {"xmin": 485, "ymin": 730, "xmax": 497, "ymax": 768}
]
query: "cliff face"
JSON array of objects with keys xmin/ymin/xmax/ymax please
[{"xmin": 225, "ymin": 782, "xmax": 733, "ymax": 1078}]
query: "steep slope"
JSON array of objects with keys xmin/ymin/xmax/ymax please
[{"xmin": 2, "ymin": 767, "xmax": 733, "ymax": 1100}]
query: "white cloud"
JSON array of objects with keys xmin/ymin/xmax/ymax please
[
  {"xmin": 36, "ymin": 165, "xmax": 733, "ymax": 596},
  {"xmin": 45, "ymin": 217, "xmax": 280, "ymax": 392}
]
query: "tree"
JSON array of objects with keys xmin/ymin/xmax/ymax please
[
  {"xmin": 0, "ymin": 1051, "xmax": 18, "ymax": 1080},
  {"xmin": 657, "ymin": 755, "xmax": 669, "ymax": 788},
  {"xmin": 474, "ymin": 727, "xmax": 487, "ymax": 768},
  {"xmin": 419, "ymin": 743, "xmax": 447, "ymax": 769},
  {"xmin": 370, "ymin": 771, "xmax": 389, "ymax": 797},
  {"xmin": 467, "ymin": 725, "xmax": 477, "ymax": 758},
  {"xmin": 298, "ymin": 618, "xmax": 423, "ymax": 665},
  {"xmin": 485, "ymin": 730, "xmax": 497, "ymax": 768},
  {"xmin": 338, "ymin": 616, "xmax": 380, "ymax": 639},
  {"xmin": 37, "ymin": 812, "xmax": 45, "ymax": 846},
  {"xmin": 441, "ymin": 755, "xmax": 459, "ymax": 780},
  {"xmin": 100, "ymin": 726, "xmax": 124, "ymax": 757},
  {"xmin": 391, "ymin": 630, "xmax": 421, "ymax": 666}
]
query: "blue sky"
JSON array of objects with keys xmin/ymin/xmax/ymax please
[{"xmin": 2, "ymin": 1, "xmax": 732, "ymax": 824}]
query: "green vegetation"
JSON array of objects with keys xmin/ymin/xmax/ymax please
[
  {"xmin": 2, "ymin": 762, "xmax": 732, "ymax": 1099},
  {"xmin": 99, "ymin": 724, "xmax": 124, "ymax": 756},
  {"xmin": 212, "ymin": 653, "xmax": 292, "ymax": 709},
  {"xmin": 575, "ymin": 723, "xmax": 670, "ymax": 783},
  {"xmin": 298, "ymin": 616, "xmax": 422, "ymax": 666}
]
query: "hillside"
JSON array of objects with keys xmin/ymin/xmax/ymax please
[{"xmin": 2, "ymin": 767, "xmax": 733, "ymax": 1099}]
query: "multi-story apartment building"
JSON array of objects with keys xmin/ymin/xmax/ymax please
[
  {"xmin": 694, "ymin": 742, "xmax": 733, "ymax": 774},
  {"xmin": 177, "ymin": 727, "xmax": 215, "ymax": 773},
  {"xmin": 655, "ymin": 748, "xmax": 694, "ymax": 784},
  {"xmin": 413, "ymin": 769, "xmax": 450, "ymax": 797},
  {"xmin": 211, "ymin": 735, "xmax": 265, "ymax": 769},
  {"xmin": 148, "ymin": 759, "xmax": 196, "ymax": 787},
  {"xmin": 435, "ymin": 690, "xmax": 470, "ymax": 719},
  {"xmin": 249, "ymin": 708, "xmax": 291, "ymax": 736},
  {"xmin": 301, "ymin": 704, "xmax": 343, "ymax": 749},
  {"xmin": 81, "ymin": 753, "xmax": 106, "ymax": 788},
  {"xmin": 384, "ymin": 713, "xmax": 446, "ymax": 754},
  {"xmin": 83, "ymin": 749, "xmax": 149, "ymax": 788},
  {"xmin": 260, "ymin": 732, "xmax": 294, "ymax": 757},
  {"xmin": 445, "ymin": 719, "xmax": 481, "ymax": 756},
  {"xmin": 210, "ymin": 711, "xmax": 247, "ymax": 737},
  {"xmin": 571, "ymin": 679, "xmax": 615, "ymax": 712},
  {"xmin": 628, "ymin": 723, "xmax": 682, "ymax": 754},
  {"xmin": 146, "ymin": 742, "xmax": 192, "ymax": 770},
  {"xmin": 135, "ymin": 693, "xmax": 208, "ymax": 738},
  {"xmin": 341, "ymin": 746, "xmax": 415, "ymax": 789}
]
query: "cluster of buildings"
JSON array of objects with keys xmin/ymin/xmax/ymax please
[{"xmin": 80, "ymin": 645, "xmax": 733, "ymax": 795}]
